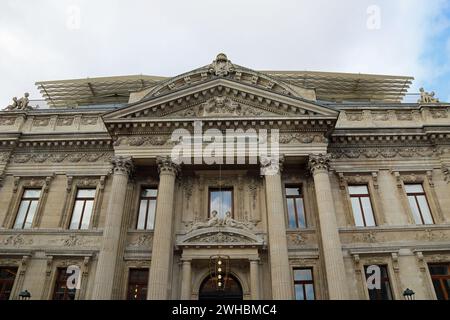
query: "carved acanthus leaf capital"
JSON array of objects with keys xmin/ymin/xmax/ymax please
[
  {"xmin": 260, "ymin": 155, "xmax": 284, "ymax": 176},
  {"xmin": 157, "ymin": 156, "xmax": 180, "ymax": 176},
  {"xmin": 308, "ymin": 154, "xmax": 331, "ymax": 175},
  {"xmin": 111, "ymin": 156, "xmax": 134, "ymax": 176}
]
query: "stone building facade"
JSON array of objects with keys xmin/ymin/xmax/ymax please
[{"xmin": 0, "ymin": 54, "xmax": 449, "ymax": 300}]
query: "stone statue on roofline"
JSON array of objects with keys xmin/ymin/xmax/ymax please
[
  {"xmin": 3, "ymin": 93, "xmax": 34, "ymax": 111},
  {"xmin": 418, "ymin": 88, "xmax": 439, "ymax": 104}
]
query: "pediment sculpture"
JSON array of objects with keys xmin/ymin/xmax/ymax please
[
  {"xmin": 418, "ymin": 88, "xmax": 439, "ymax": 104},
  {"xmin": 190, "ymin": 210, "xmax": 255, "ymax": 232},
  {"xmin": 3, "ymin": 93, "xmax": 35, "ymax": 111},
  {"xmin": 208, "ymin": 53, "xmax": 235, "ymax": 77}
]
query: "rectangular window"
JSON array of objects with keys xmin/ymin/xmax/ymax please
[
  {"xmin": 285, "ymin": 186, "xmax": 307, "ymax": 229},
  {"xmin": 0, "ymin": 267, "xmax": 18, "ymax": 300},
  {"xmin": 209, "ymin": 188, "xmax": 233, "ymax": 219},
  {"xmin": 405, "ymin": 184, "xmax": 434, "ymax": 225},
  {"xmin": 293, "ymin": 268, "xmax": 315, "ymax": 300},
  {"xmin": 137, "ymin": 188, "xmax": 158, "ymax": 230},
  {"xmin": 364, "ymin": 265, "xmax": 393, "ymax": 300},
  {"xmin": 13, "ymin": 189, "xmax": 41, "ymax": 229},
  {"xmin": 52, "ymin": 268, "xmax": 76, "ymax": 300},
  {"xmin": 428, "ymin": 264, "xmax": 450, "ymax": 300},
  {"xmin": 127, "ymin": 268, "xmax": 149, "ymax": 300},
  {"xmin": 69, "ymin": 189, "xmax": 96, "ymax": 230},
  {"xmin": 348, "ymin": 185, "xmax": 376, "ymax": 227}
]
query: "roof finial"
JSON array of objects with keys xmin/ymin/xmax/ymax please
[{"xmin": 209, "ymin": 53, "xmax": 235, "ymax": 77}]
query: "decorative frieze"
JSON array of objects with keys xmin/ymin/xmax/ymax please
[
  {"xmin": 279, "ymin": 133, "xmax": 327, "ymax": 144},
  {"xmin": 331, "ymin": 147, "xmax": 436, "ymax": 160},
  {"xmin": 11, "ymin": 152, "xmax": 112, "ymax": 164}
]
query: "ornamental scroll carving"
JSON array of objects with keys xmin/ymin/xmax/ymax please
[{"xmin": 2, "ymin": 234, "xmax": 34, "ymax": 246}]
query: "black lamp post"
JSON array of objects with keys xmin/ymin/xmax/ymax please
[
  {"xmin": 18, "ymin": 290, "xmax": 31, "ymax": 300},
  {"xmin": 403, "ymin": 288, "xmax": 415, "ymax": 300}
]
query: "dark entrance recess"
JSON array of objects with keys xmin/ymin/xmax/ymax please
[{"xmin": 198, "ymin": 274, "xmax": 243, "ymax": 300}]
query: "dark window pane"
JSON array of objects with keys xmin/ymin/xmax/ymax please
[
  {"xmin": 0, "ymin": 267, "xmax": 18, "ymax": 300},
  {"xmin": 429, "ymin": 264, "xmax": 450, "ymax": 300},
  {"xmin": 52, "ymin": 268, "xmax": 76, "ymax": 300},
  {"xmin": 127, "ymin": 269, "xmax": 149, "ymax": 300},
  {"xmin": 364, "ymin": 265, "xmax": 392, "ymax": 300}
]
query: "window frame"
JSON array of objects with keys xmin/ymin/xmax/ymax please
[
  {"xmin": 428, "ymin": 263, "xmax": 450, "ymax": 300},
  {"xmin": 13, "ymin": 188, "xmax": 42, "ymax": 229},
  {"xmin": 0, "ymin": 267, "xmax": 18, "ymax": 300},
  {"xmin": 405, "ymin": 183, "xmax": 434, "ymax": 225},
  {"xmin": 293, "ymin": 267, "xmax": 316, "ymax": 301},
  {"xmin": 208, "ymin": 187, "xmax": 234, "ymax": 218},
  {"xmin": 126, "ymin": 268, "xmax": 149, "ymax": 300},
  {"xmin": 51, "ymin": 267, "xmax": 76, "ymax": 301},
  {"xmin": 68, "ymin": 188, "xmax": 97, "ymax": 230},
  {"xmin": 136, "ymin": 187, "xmax": 158, "ymax": 230},
  {"xmin": 364, "ymin": 264, "xmax": 393, "ymax": 300},
  {"xmin": 348, "ymin": 184, "xmax": 377, "ymax": 227},
  {"xmin": 284, "ymin": 184, "xmax": 307, "ymax": 229}
]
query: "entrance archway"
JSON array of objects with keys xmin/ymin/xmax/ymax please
[{"xmin": 198, "ymin": 274, "xmax": 243, "ymax": 300}]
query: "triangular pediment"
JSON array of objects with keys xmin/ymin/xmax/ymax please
[{"xmin": 103, "ymin": 78, "xmax": 338, "ymax": 122}]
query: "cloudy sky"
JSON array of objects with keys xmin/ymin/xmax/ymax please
[{"xmin": 0, "ymin": 0, "xmax": 449, "ymax": 107}]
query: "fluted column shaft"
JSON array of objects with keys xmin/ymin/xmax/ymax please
[
  {"xmin": 250, "ymin": 259, "xmax": 261, "ymax": 300},
  {"xmin": 147, "ymin": 156, "xmax": 179, "ymax": 300},
  {"xmin": 261, "ymin": 156, "xmax": 293, "ymax": 300},
  {"xmin": 309, "ymin": 154, "xmax": 348, "ymax": 300},
  {"xmin": 180, "ymin": 259, "xmax": 192, "ymax": 300},
  {"xmin": 92, "ymin": 156, "xmax": 133, "ymax": 300}
]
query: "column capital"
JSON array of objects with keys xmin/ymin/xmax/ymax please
[
  {"xmin": 111, "ymin": 156, "xmax": 134, "ymax": 176},
  {"xmin": 157, "ymin": 156, "xmax": 180, "ymax": 176},
  {"xmin": 260, "ymin": 155, "xmax": 285, "ymax": 176},
  {"xmin": 308, "ymin": 154, "xmax": 331, "ymax": 175}
]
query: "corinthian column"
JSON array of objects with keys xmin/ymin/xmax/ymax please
[
  {"xmin": 147, "ymin": 156, "xmax": 180, "ymax": 300},
  {"xmin": 261, "ymin": 156, "xmax": 293, "ymax": 300},
  {"xmin": 308, "ymin": 154, "xmax": 348, "ymax": 300},
  {"xmin": 92, "ymin": 156, "xmax": 133, "ymax": 300}
]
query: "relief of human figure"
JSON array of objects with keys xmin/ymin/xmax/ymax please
[{"xmin": 191, "ymin": 210, "xmax": 220, "ymax": 230}]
